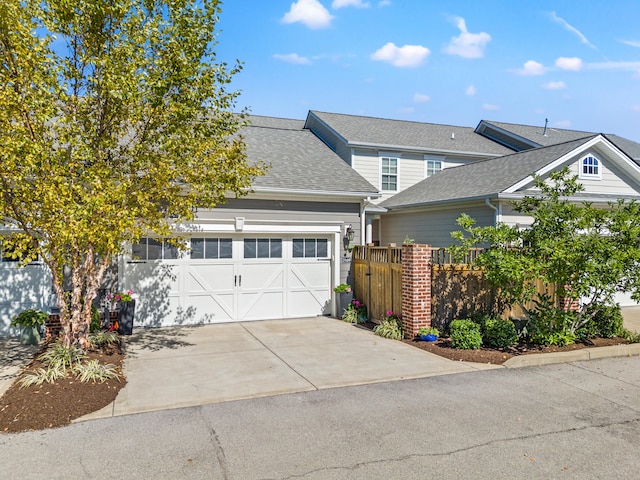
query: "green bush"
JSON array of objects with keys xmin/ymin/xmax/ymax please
[
  {"xmin": 90, "ymin": 304, "xmax": 102, "ymax": 333},
  {"xmin": 10, "ymin": 309, "xmax": 48, "ymax": 329},
  {"xmin": 525, "ymin": 294, "xmax": 577, "ymax": 346},
  {"xmin": 577, "ymin": 302, "xmax": 623, "ymax": 339},
  {"xmin": 449, "ymin": 319, "xmax": 482, "ymax": 350},
  {"xmin": 483, "ymin": 319, "xmax": 518, "ymax": 348}
]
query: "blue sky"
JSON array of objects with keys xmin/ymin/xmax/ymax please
[{"xmin": 216, "ymin": 0, "xmax": 640, "ymax": 142}]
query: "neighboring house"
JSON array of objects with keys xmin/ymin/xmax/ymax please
[
  {"xmin": 378, "ymin": 134, "xmax": 640, "ymax": 304},
  {"xmin": 304, "ymin": 111, "xmax": 514, "ymax": 243},
  {"xmin": 0, "ymin": 115, "xmax": 379, "ymax": 333}
]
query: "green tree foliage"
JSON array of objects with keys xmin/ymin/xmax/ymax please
[
  {"xmin": 451, "ymin": 168, "xmax": 640, "ymax": 333},
  {"xmin": 0, "ymin": 0, "xmax": 264, "ymax": 348}
]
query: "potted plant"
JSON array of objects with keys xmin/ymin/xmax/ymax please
[
  {"xmin": 107, "ymin": 290, "xmax": 136, "ymax": 335},
  {"xmin": 418, "ymin": 326, "xmax": 439, "ymax": 342},
  {"xmin": 333, "ymin": 283, "xmax": 353, "ymax": 319},
  {"xmin": 11, "ymin": 309, "xmax": 48, "ymax": 345}
]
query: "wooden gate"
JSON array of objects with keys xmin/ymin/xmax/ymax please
[{"xmin": 352, "ymin": 245, "xmax": 402, "ymax": 323}]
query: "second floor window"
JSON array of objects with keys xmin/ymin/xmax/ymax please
[
  {"xmin": 426, "ymin": 159, "xmax": 442, "ymax": 177},
  {"xmin": 381, "ymin": 156, "xmax": 398, "ymax": 191}
]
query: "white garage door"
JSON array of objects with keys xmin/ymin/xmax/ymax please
[{"xmin": 122, "ymin": 235, "xmax": 332, "ymax": 327}]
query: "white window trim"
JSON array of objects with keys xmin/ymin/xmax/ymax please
[
  {"xmin": 424, "ymin": 154, "xmax": 444, "ymax": 178},
  {"xmin": 379, "ymin": 152, "xmax": 400, "ymax": 192},
  {"xmin": 579, "ymin": 154, "xmax": 602, "ymax": 180}
]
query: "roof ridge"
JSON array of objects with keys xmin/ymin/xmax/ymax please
[{"xmin": 311, "ymin": 110, "xmax": 475, "ymax": 130}]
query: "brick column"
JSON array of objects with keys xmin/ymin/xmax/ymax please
[{"xmin": 401, "ymin": 244, "xmax": 432, "ymax": 339}]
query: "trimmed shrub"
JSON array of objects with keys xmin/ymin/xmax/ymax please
[
  {"xmin": 449, "ymin": 319, "xmax": 482, "ymax": 350},
  {"xmin": 483, "ymin": 319, "xmax": 518, "ymax": 348},
  {"xmin": 577, "ymin": 302, "xmax": 624, "ymax": 339}
]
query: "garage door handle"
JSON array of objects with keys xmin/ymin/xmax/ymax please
[
  {"xmin": 234, "ymin": 275, "xmax": 237, "ymax": 287},
  {"xmin": 238, "ymin": 275, "xmax": 242, "ymax": 286}
]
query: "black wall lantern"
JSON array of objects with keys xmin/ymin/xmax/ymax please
[{"xmin": 343, "ymin": 225, "xmax": 354, "ymax": 253}]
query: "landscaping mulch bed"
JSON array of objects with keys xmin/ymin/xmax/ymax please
[
  {"xmin": 359, "ymin": 321, "xmax": 629, "ymax": 365},
  {"xmin": 0, "ymin": 341, "xmax": 126, "ymax": 434},
  {"xmin": 402, "ymin": 336, "xmax": 630, "ymax": 364}
]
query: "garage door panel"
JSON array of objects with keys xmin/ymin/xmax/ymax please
[
  {"xmin": 289, "ymin": 262, "xmax": 330, "ymax": 288},
  {"xmin": 239, "ymin": 292, "xmax": 284, "ymax": 320},
  {"xmin": 288, "ymin": 290, "xmax": 331, "ymax": 317},
  {"xmin": 185, "ymin": 263, "xmax": 234, "ymax": 293},
  {"xmin": 240, "ymin": 263, "xmax": 284, "ymax": 290},
  {"xmin": 187, "ymin": 294, "xmax": 234, "ymax": 323}
]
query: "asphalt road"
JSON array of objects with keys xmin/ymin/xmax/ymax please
[{"xmin": 2, "ymin": 356, "xmax": 640, "ymax": 480}]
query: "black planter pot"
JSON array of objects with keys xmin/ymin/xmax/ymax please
[{"xmin": 117, "ymin": 300, "xmax": 135, "ymax": 335}]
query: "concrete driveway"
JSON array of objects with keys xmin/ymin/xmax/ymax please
[{"xmin": 80, "ymin": 317, "xmax": 497, "ymax": 421}]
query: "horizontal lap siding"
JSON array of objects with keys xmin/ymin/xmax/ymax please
[
  {"xmin": 564, "ymin": 159, "xmax": 639, "ymax": 195},
  {"xmin": 380, "ymin": 203, "xmax": 495, "ymax": 247}
]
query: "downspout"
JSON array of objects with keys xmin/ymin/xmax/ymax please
[{"xmin": 485, "ymin": 198, "xmax": 499, "ymax": 225}]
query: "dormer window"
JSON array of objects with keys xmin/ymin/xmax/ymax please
[{"xmin": 580, "ymin": 155, "xmax": 601, "ymax": 179}]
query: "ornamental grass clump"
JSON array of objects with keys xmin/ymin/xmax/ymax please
[{"xmin": 374, "ymin": 311, "xmax": 403, "ymax": 340}]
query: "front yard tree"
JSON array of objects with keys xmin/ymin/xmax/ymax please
[
  {"xmin": 0, "ymin": 0, "xmax": 263, "ymax": 348},
  {"xmin": 451, "ymin": 168, "xmax": 640, "ymax": 332}
]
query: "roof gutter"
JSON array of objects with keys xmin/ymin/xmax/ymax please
[
  {"xmin": 249, "ymin": 186, "xmax": 382, "ymax": 199},
  {"xmin": 345, "ymin": 141, "xmax": 505, "ymax": 158}
]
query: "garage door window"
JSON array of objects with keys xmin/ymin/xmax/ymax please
[
  {"xmin": 244, "ymin": 238, "xmax": 282, "ymax": 258},
  {"xmin": 293, "ymin": 238, "xmax": 328, "ymax": 258},
  {"xmin": 190, "ymin": 238, "xmax": 232, "ymax": 259},
  {"xmin": 132, "ymin": 238, "xmax": 178, "ymax": 260}
]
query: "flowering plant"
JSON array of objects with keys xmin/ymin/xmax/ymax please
[
  {"xmin": 384, "ymin": 310, "xmax": 402, "ymax": 328},
  {"xmin": 107, "ymin": 290, "xmax": 135, "ymax": 303},
  {"xmin": 333, "ymin": 283, "xmax": 351, "ymax": 293},
  {"xmin": 350, "ymin": 299, "xmax": 367, "ymax": 316}
]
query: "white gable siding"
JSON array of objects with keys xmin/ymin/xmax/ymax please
[
  {"xmin": 352, "ymin": 149, "xmax": 380, "ymax": 193},
  {"xmin": 569, "ymin": 157, "xmax": 640, "ymax": 195},
  {"xmin": 380, "ymin": 203, "xmax": 495, "ymax": 247}
]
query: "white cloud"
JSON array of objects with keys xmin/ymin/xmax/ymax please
[
  {"xmin": 483, "ymin": 103, "xmax": 500, "ymax": 111},
  {"xmin": 443, "ymin": 17, "xmax": 491, "ymax": 59},
  {"xmin": 273, "ymin": 53, "xmax": 312, "ymax": 65},
  {"xmin": 542, "ymin": 81, "xmax": 567, "ymax": 90},
  {"xmin": 371, "ymin": 42, "xmax": 430, "ymax": 67},
  {"xmin": 556, "ymin": 57, "xmax": 583, "ymax": 71},
  {"xmin": 332, "ymin": 0, "xmax": 370, "ymax": 8},
  {"xmin": 378, "ymin": 0, "xmax": 391, "ymax": 5},
  {"xmin": 282, "ymin": 0, "xmax": 334, "ymax": 29},
  {"xmin": 413, "ymin": 93, "xmax": 431, "ymax": 103},
  {"xmin": 555, "ymin": 120, "xmax": 572, "ymax": 128},
  {"xmin": 632, "ymin": 106, "xmax": 640, "ymax": 112},
  {"xmin": 465, "ymin": 85, "xmax": 476, "ymax": 96},
  {"xmin": 621, "ymin": 39, "xmax": 640, "ymax": 48},
  {"xmin": 548, "ymin": 11, "xmax": 596, "ymax": 49},
  {"xmin": 517, "ymin": 60, "xmax": 546, "ymax": 76}
]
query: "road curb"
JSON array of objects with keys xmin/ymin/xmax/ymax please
[{"xmin": 503, "ymin": 342, "xmax": 640, "ymax": 368}]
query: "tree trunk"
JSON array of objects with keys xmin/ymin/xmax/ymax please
[{"xmin": 52, "ymin": 246, "xmax": 111, "ymax": 349}]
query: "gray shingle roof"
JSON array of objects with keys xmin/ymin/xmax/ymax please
[
  {"xmin": 381, "ymin": 136, "xmax": 598, "ymax": 209},
  {"xmin": 480, "ymin": 120, "xmax": 640, "ymax": 162},
  {"xmin": 308, "ymin": 111, "xmax": 513, "ymax": 156},
  {"xmin": 242, "ymin": 116, "xmax": 379, "ymax": 195},
  {"xmin": 479, "ymin": 120, "xmax": 594, "ymax": 147}
]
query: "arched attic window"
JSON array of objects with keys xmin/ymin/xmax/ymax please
[{"xmin": 580, "ymin": 154, "xmax": 601, "ymax": 180}]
